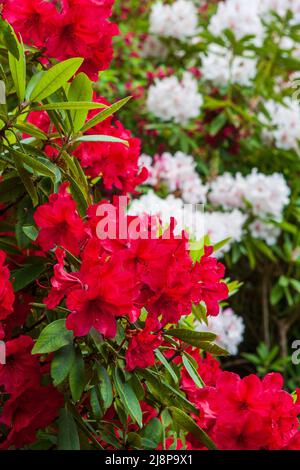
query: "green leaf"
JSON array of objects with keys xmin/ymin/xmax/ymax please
[
  {"xmin": 29, "ymin": 58, "xmax": 83, "ymax": 102},
  {"xmin": 32, "ymin": 319, "xmax": 73, "ymax": 354},
  {"xmin": 166, "ymin": 328, "xmax": 217, "ymax": 347},
  {"xmin": 57, "ymin": 408, "xmax": 80, "ymax": 450},
  {"xmin": 182, "ymin": 353, "xmax": 205, "ymax": 388},
  {"xmin": 68, "ymin": 73, "xmax": 93, "ymax": 132},
  {"xmin": 0, "ymin": 19, "xmax": 19, "ymax": 59},
  {"xmin": 199, "ymin": 342, "xmax": 229, "ymax": 356},
  {"xmin": 113, "ymin": 367, "xmax": 143, "ymax": 428},
  {"xmin": 90, "ymin": 387, "xmax": 103, "ymax": 420},
  {"xmin": 65, "ymin": 173, "xmax": 88, "ymax": 217},
  {"xmin": 22, "ymin": 225, "xmax": 38, "ymax": 241},
  {"xmin": 12, "ymin": 262, "xmax": 46, "ymax": 292},
  {"xmin": 155, "ymin": 350, "xmax": 178, "ymax": 383},
  {"xmin": 140, "ymin": 418, "xmax": 163, "ymax": 449},
  {"xmin": 138, "ymin": 369, "xmax": 198, "ymax": 414},
  {"xmin": 8, "ymin": 32, "xmax": 26, "ymax": 102},
  {"xmin": 75, "ymin": 135, "xmax": 129, "ymax": 146},
  {"xmin": 15, "ymin": 122, "xmax": 47, "ymax": 140},
  {"xmin": 213, "ymin": 237, "xmax": 232, "ymax": 253},
  {"xmin": 169, "ymin": 406, "xmax": 217, "ymax": 450},
  {"xmin": 69, "ymin": 350, "xmax": 85, "ymax": 402},
  {"xmin": 10, "ymin": 148, "xmax": 56, "ymax": 179},
  {"xmin": 0, "ymin": 176, "xmax": 24, "ymax": 203},
  {"xmin": 12, "ymin": 151, "xmax": 38, "ymax": 206},
  {"xmin": 208, "ymin": 112, "xmax": 227, "ymax": 136},
  {"xmin": 32, "ymin": 101, "xmax": 106, "ymax": 111},
  {"xmin": 15, "ymin": 196, "xmax": 34, "ymax": 249},
  {"xmin": 127, "ymin": 432, "xmax": 142, "ymax": 449},
  {"xmin": 96, "ymin": 365, "xmax": 113, "ymax": 411},
  {"xmin": 51, "ymin": 344, "xmax": 76, "ymax": 386},
  {"xmin": 270, "ymin": 284, "xmax": 284, "ymax": 306},
  {"xmin": 82, "ymin": 96, "xmax": 132, "ymax": 132}
]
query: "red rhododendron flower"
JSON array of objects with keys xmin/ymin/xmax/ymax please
[
  {"xmin": 0, "ymin": 384, "xmax": 63, "ymax": 449},
  {"xmin": 65, "ymin": 248, "xmax": 139, "ymax": 337},
  {"xmin": 181, "ymin": 355, "xmax": 300, "ymax": 450},
  {"xmin": 0, "ymin": 250, "xmax": 15, "ymax": 321},
  {"xmin": 125, "ymin": 318, "xmax": 162, "ymax": 371},
  {"xmin": 0, "ymin": 336, "xmax": 40, "ymax": 393},
  {"xmin": 34, "ymin": 183, "xmax": 86, "ymax": 255},
  {"xmin": 4, "ymin": 293, "xmax": 34, "ymax": 338},
  {"xmin": 74, "ymin": 96, "xmax": 147, "ymax": 193},
  {"xmin": 192, "ymin": 246, "xmax": 229, "ymax": 316},
  {"xmin": 3, "ymin": 0, "xmax": 118, "ymax": 79},
  {"xmin": 181, "ymin": 349, "xmax": 222, "ymax": 398}
]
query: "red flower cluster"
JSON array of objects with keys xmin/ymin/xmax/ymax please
[
  {"xmin": 0, "ymin": 250, "xmax": 14, "ymax": 321},
  {"xmin": 26, "ymin": 95, "xmax": 147, "ymax": 195},
  {"xmin": 36, "ymin": 193, "xmax": 228, "ymax": 369},
  {"xmin": 3, "ymin": 0, "xmax": 118, "ymax": 79},
  {"xmin": 74, "ymin": 96, "xmax": 148, "ymax": 193},
  {"xmin": 0, "ymin": 336, "xmax": 63, "ymax": 449},
  {"xmin": 181, "ymin": 350, "xmax": 300, "ymax": 450},
  {"xmin": 34, "ymin": 182, "xmax": 86, "ymax": 255}
]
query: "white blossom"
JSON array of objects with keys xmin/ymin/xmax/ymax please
[
  {"xmin": 139, "ymin": 151, "xmax": 208, "ymax": 204},
  {"xmin": 208, "ymin": 0, "xmax": 264, "ymax": 44},
  {"xmin": 259, "ymin": 98, "xmax": 300, "ymax": 151},
  {"xmin": 195, "ymin": 308, "xmax": 245, "ymax": 355},
  {"xmin": 249, "ymin": 220, "xmax": 281, "ymax": 245},
  {"xmin": 149, "ymin": 0, "xmax": 199, "ymax": 40},
  {"xmin": 205, "ymin": 210, "xmax": 247, "ymax": 255},
  {"xmin": 209, "ymin": 170, "xmax": 290, "ymax": 220},
  {"xmin": 200, "ymin": 44, "xmax": 257, "ymax": 87},
  {"xmin": 147, "ymin": 72, "xmax": 203, "ymax": 124},
  {"xmin": 128, "ymin": 191, "xmax": 205, "ymax": 240}
]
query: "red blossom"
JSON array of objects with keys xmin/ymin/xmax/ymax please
[
  {"xmin": 0, "ymin": 250, "xmax": 15, "ymax": 321},
  {"xmin": 34, "ymin": 183, "xmax": 86, "ymax": 255}
]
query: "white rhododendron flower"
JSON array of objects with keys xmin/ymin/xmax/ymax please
[
  {"xmin": 195, "ymin": 308, "xmax": 245, "ymax": 355},
  {"xmin": 208, "ymin": 172, "xmax": 247, "ymax": 210},
  {"xmin": 149, "ymin": 0, "xmax": 199, "ymax": 40},
  {"xmin": 209, "ymin": 170, "xmax": 290, "ymax": 220},
  {"xmin": 205, "ymin": 210, "xmax": 247, "ymax": 255},
  {"xmin": 260, "ymin": 98, "xmax": 300, "ymax": 150},
  {"xmin": 249, "ymin": 220, "xmax": 281, "ymax": 245},
  {"xmin": 139, "ymin": 151, "xmax": 208, "ymax": 204},
  {"xmin": 129, "ymin": 191, "xmax": 206, "ymax": 240},
  {"xmin": 201, "ymin": 45, "xmax": 257, "ymax": 86},
  {"xmin": 208, "ymin": 0, "xmax": 264, "ymax": 43},
  {"xmin": 129, "ymin": 192, "xmax": 245, "ymax": 253},
  {"xmin": 147, "ymin": 72, "xmax": 203, "ymax": 124},
  {"xmin": 244, "ymin": 170, "xmax": 290, "ymax": 219}
]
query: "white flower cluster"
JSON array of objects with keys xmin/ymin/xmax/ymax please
[
  {"xmin": 129, "ymin": 190, "xmax": 206, "ymax": 240},
  {"xmin": 200, "ymin": 45, "xmax": 257, "ymax": 87},
  {"xmin": 205, "ymin": 210, "xmax": 247, "ymax": 254},
  {"xmin": 146, "ymin": 72, "xmax": 203, "ymax": 124},
  {"xmin": 209, "ymin": 169, "xmax": 290, "ymax": 219},
  {"xmin": 129, "ymin": 191, "xmax": 246, "ymax": 255},
  {"xmin": 139, "ymin": 151, "xmax": 208, "ymax": 204},
  {"xmin": 149, "ymin": 0, "xmax": 199, "ymax": 40},
  {"xmin": 208, "ymin": 169, "xmax": 290, "ymax": 245},
  {"xmin": 195, "ymin": 308, "xmax": 245, "ymax": 355},
  {"xmin": 259, "ymin": 99, "xmax": 300, "ymax": 151},
  {"xmin": 208, "ymin": 0, "xmax": 264, "ymax": 44},
  {"xmin": 208, "ymin": 0, "xmax": 300, "ymax": 44}
]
